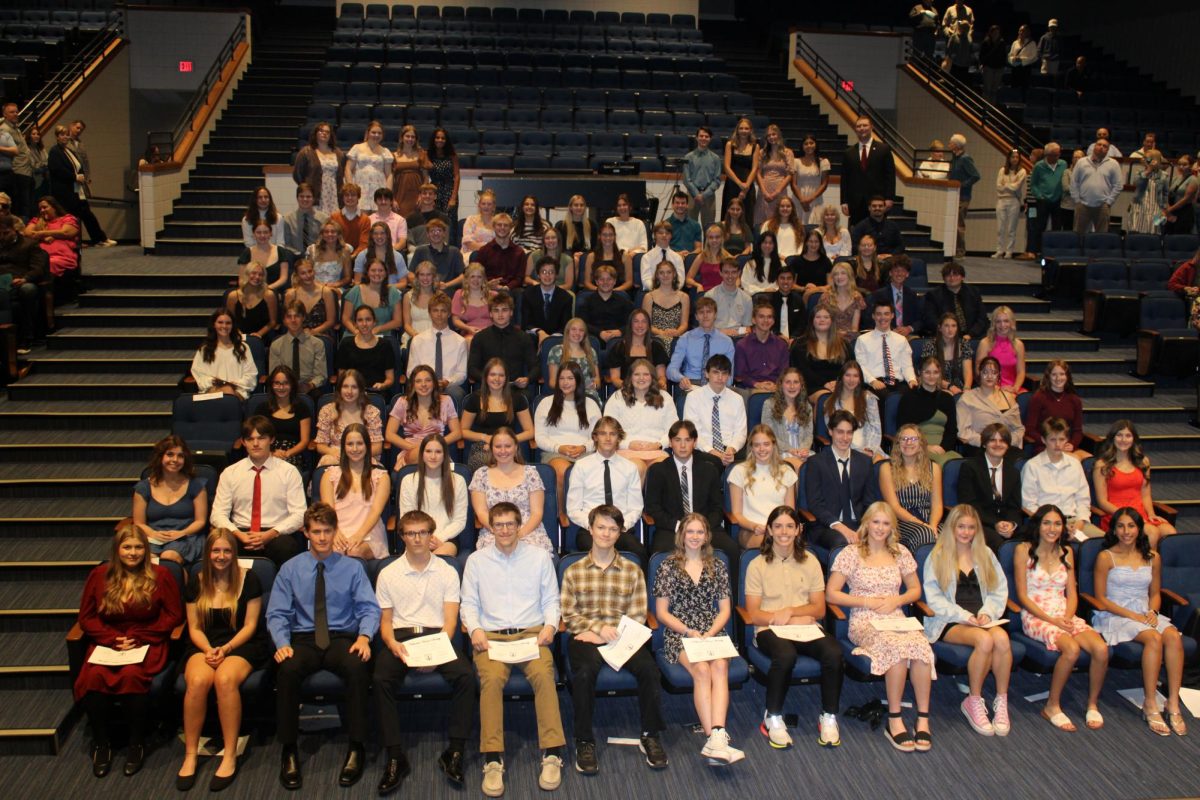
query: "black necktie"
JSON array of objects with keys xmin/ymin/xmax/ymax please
[
  {"xmin": 301, "ymin": 214, "xmax": 311, "ymax": 250},
  {"xmin": 314, "ymin": 561, "xmax": 330, "ymax": 650},
  {"xmin": 838, "ymin": 458, "xmax": 854, "ymax": 523},
  {"xmin": 544, "ymin": 292, "xmax": 552, "ymax": 319},
  {"xmin": 990, "ymin": 466, "xmax": 1001, "ymax": 500},
  {"xmin": 292, "ymin": 337, "xmax": 301, "ymax": 375},
  {"xmin": 680, "ymin": 465, "xmax": 690, "ymax": 513},
  {"xmin": 435, "ymin": 331, "xmax": 444, "ymax": 376},
  {"xmin": 603, "ymin": 459, "xmax": 613, "ymax": 506}
]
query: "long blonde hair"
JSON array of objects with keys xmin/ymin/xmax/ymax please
[
  {"xmin": 827, "ymin": 262, "xmax": 860, "ymax": 305},
  {"xmin": 194, "ymin": 529, "xmax": 245, "ymax": 625},
  {"xmin": 667, "ymin": 512, "xmax": 716, "ymax": 580},
  {"xmin": 462, "ymin": 263, "xmax": 490, "ymax": 303},
  {"xmin": 889, "ymin": 424, "xmax": 934, "ymax": 493},
  {"xmin": 738, "ymin": 424, "xmax": 788, "ymax": 493},
  {"xmin": 561, "ymin": 317, "xmax": 597, "ymax": 375},
  {"xmin": 986, "ymin": 305, "xmax": 1018, "ymax": 342},
  {"xmin": 928, "ymin": 504, "xmax": 1000, "ymax": 593},
  {"xmin": 101, "ymin": 525, "xmax": 158, "ymax": 615},
  {"xmin": 855, "ymin": 501, "xmax": 901, "ymax": 558},
  {"xmin": 561, "ymin": 194, "xmax": 593, "ymax": 250}
]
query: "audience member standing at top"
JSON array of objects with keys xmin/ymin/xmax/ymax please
[
  {"xmin": 65, "ymin": 120, "xmax": 116, "ymax": 247},
  {"xmin": 1038, "ymin": 19, "xmax": 1061, "ymax": 76},
  {"xmin": 683, "ymin": 126, "xmax": 723, "ymax": 227},
  {"xmin": 424, "ymin": 128, "xmax": 459, "ymax": 214},
  {"xmin": 292, "ymin": 122, "xmax": 344, "ymax": 216},
  {"xmin": 0, "ymin": 102, "xmax": 33, "ymax": 218},
  {"xmin": 840, "ymin": 117, "xmax": 895, "ymax": 227},
  {"xmin": 344, "ymin": 121, "xmax": 391, "ymax": 213},
  {"xmin": 947, "ymin": 134, "xmax": 980, "ymax": 258},
  {"xmin": 940, "ymin": 1, "xmax": 973, "ymax": 39},
  {"xmin": 1007, "ymin": 25, "xmax": 1038, "ymax": 91},
  {"xmin": 754, "ymin": 124, "xmax": 794, "ymax": 225},
  {"xmin": 1070, "ymin": 139, "xmax": 1123, "ymax": 236}
]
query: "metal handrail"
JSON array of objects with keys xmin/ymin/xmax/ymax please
[
  {"xmin": 18, "ymin": 19, "xmax": 125, "ymax": 130},
  {"xmin": 793, "ymin": 30, "xmax": 919, "ymax": 171}
]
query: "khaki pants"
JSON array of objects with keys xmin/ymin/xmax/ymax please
[
  {"xmin": 1073, "ymin": 203, "xmax": 1110, "ymax": 236},
  {"xmin": 474, "ymin": 627, "xmax": 565, "ymax": 754}
]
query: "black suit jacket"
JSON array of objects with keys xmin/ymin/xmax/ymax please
[
  {"xmin": 920, "ymin": 283, "xmax": 986, "ymax": 340},
  {"xmin": 769, "ymin": 290, "xmax": 808, "ymax": 338},
  {"xmin": 520, "ymin": 285, "xmax": 573, "ymax": 337},
  {"xmin": 805, "ymin": 448, "xmax": 881, "ymax": 530},
  {"xmin": 840, "ymin": 140, "xmax": 896, "ymax": 221},
  {"xmin": 957, "ymin": 455, "xmax": 1022, "ymax": 531},
  {"xmin": 644, "ymin": 457, "xmax": 724, "ymax": 540},
  {"xmin": 47, "ymin": 145, "xmax": 78, "ymax": 210},
  {"xmin": 868, "ymin": 285, "xmax": 923, "ymax": 334}
]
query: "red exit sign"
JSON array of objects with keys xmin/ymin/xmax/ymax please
[
  {"xmin": 178, "ymin": 61, "xmax": 193, "ymax": 73},
  {"xmin": 840, "ymin": 79, "xmax": 855, "ymax": 92}
]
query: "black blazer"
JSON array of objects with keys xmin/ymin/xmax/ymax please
[
  {"xmin": 868, "ymin": 285, "xmax": 923, "ymax": 334},
  {"xmin": 521, "ymin": 285, "xmax": 573, "ymax": 337},
  {"xmin": 840, "ymin": 140, "xmax": 896, "ymax": 219},
  {"xmin": 769, "ymin": 290, "xmax": 808, "ymax": 338},
  {"xmin": 47, "ymin": 145, "xmax": 78, "ymax": 209},
  {"xmin": 805, "ymin": 447, "xmax": 881, "ymax": 530},
  {"xmin": 644, "ymin": 456, "xmax": 724, "ymax": 540},
  {"xmin": 920, "ymin": 283, "xmax": 986, "ymax": 340},
  {"xmin": 957, "ymin": 455, "xmax": 1022, "ymax": 531}
]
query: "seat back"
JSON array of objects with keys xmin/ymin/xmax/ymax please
[
  {"xmin": 1158, "ymin": 533, "xmax": 1200, "ymax": 603},
  {"xmin": 941, "ymin": 458, "xmax": 964, "ymax": 507},
  {"xmin": 1124, "ymin": 234, "xmax": 1162, "ymax": 258},
  {"xmin": 1085, "ymin": 259, "xmax": 1128, "ymax": 291},
  {"xmin": 1083, "ymin": 233, "xmax": 1123, "ymax": 259},
  {"xmin": 171, "ymin": 394, "xmax": 244, "ymax": 453},
  {"xmin": 1164, "ymin": 234, "xmax": 1199, "ymax": 262},
  {"xmin": 1075, "ymin": 537, "xmax": 1106, "ymax": 597},
  {"xmin": 1042, "ymin": 231, "xmax": 1082, "ymax": 258},
  {"xmin": 1139, "ymin": 293, "xmax": 1187, "ymax": 329}
]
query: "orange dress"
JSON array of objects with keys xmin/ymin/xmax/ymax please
[{"xmin": 1099, "ymin": 466, "xmax": 1149, "ymax": 531}]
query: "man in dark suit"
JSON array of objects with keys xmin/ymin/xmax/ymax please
[
  {"xmin": 805, "ymin": 410, "xmax": 882, "ymax": 549},
  {"xmin": 840, "ymin": 116, "xmax": 896, "ymax": 227},
  {"xmin": 644, "ymin": 419, "xmax": 738, "ymax": 565},
  {"xmin": 521, "ymin": 256, "xmax": 574, "ymax": 343},
  {"xmin": 920, "ymin": 260, "xmax": 987, "ymax": 340},
  {"xmin": 957, "ymin": 423, "xmax": 1023, "ymax": 552},
  {"xmin": 867, "ymin": 256, "xmax": 922, "ymax": 336},
  {"xmin": 767, "ymin": 267, "xmax": 807, "ymax": 341}
]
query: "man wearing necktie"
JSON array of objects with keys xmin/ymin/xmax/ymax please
[
  {"xmin": 956, "ymin": 423, "xmax": 1023, "ymax": 551},
  {"xmin": 640, "ymin": 222, "xmax": 686, "ymax": 289},
  {"xmin": 868, "ymin": 256, "xmax": 919, "ymax": 337},
  {"xmin": 839, "ymin": 116, "xmax": 896, "ymax": 226},
  {"xmin": 268, "ymin": 301, "xmax": 328, "ymax": 397},
  {"xmin": 282, "ymin": 183, "xmax": 330, "ymax": 256},
  {"xmin": 854, "ymin": 300, "xmax": 917, "ymax": 403},
  {"xmin": 268, "ymin": 503, "xmax": 381, "ymax": 790},
  {"xmin": 805, "ymin": 411, "xmax": 881, "ymax": 549},
  {"xmin": 520, "ymin": 257, "xmax": 572, "ymax": 345}
]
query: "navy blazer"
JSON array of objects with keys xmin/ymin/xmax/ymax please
[
  {"xmin": 868, "ymin": 285, "xmax": 923, "ymax": 334},
  {"xmin": 805, "ymin": 447, "xmax": 881, "ymax": 530},
  {"xmin": 521, "ymin": 284, "xmax": 574, "ymax": 337}
]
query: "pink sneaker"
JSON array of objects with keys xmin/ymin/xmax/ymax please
[
  {"xmin": 992, "ymin": 694, "xmax": 1011, "ymax": 736},
  {"xmin": 961, "ymin": 695, "xmax": 994, "ymax": 736}
]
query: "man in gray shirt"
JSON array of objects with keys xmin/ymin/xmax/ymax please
[
  {"xmin": 683, "ymin": 126, "xmax": 723, "ymax": 226},
  {"xmin": 0, "ymin": 103, "xmax": 32, "ymax": 218}
]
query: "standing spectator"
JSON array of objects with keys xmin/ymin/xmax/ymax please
[
  {"xmin": 390, "ymin": 125, "xmax": 425, "ymax": 218},
  {"xmin": 26, "ymin": 125, "xmax": 49, "ymax": 201},
  {"xmin": 940, "ymin": 0, "xmax": 974, "ymax": 38},
  {"xmin": 994, "ymin": 150, "xmax": 1027, "ymax": 259},
  {"xmin": 978, "ymin": 26, "xmax": 1007, "ymax": 99},
  {"xmin": 947, "ymin": 134, "xmax": 980, "ymax": 258},
  {"xmin": 840, "ymin": 116, "xmax": 896, "ymax": 226},
  {"xmin": 1064, "ymin": 56, "xmax": 1092, "ymax": 99},
  {"xmin": 1037, "ymin": 19, "xmax": 1061, "ymax": 76},
  {"xmin": 424, "ymin": 128, "xmax": 459, "ymax": 214},
  {"xmin": 47, "ymin": 125, "xmax": 112, "ymax": 247},
  {"xmin": 1164, "ymin": 155, "xmax": 1197, "ymax": 236},
  {"xmin": 944, "ymin": 20, "xmax": 975, "ymax": 83},
  {"xmin": 683, "ymin": 126, "xmax": 723, "ymax": 227},
  {"xmin": 1086, "ymin": 128, "xmax": 1123, "ymax": 159},
  {"xmin": 0, "ymin": 102, "xmax": 33, "ymax": 218},
  {"xmin": 292, "ymin": 122, "xmax": 344, "ymax": 216},
  {"xmin": 66, "ymin": 121, "xmax": 116, "ymax": 246},
  {"xmin": 909, "ymin": 2, "xmax": 940, "ymax": 57},
  {"xmin": 722, "ymin": 119, "xmax": 760, "ymax": 227},
  {"xmin": 343, "ymin": 121, "xmax": 391, "ymax": 213},
  {"xmin": 281, "ymin": 183, "xmax": 328, "ymax": 257},
  {"xmin": 1071, "ymin": 139, "xmax": 1123, "ymax": 235},
  {"xmin": 1007, "ymin": 25, "xmax": 1038, "ymax": 91},
  {"xmin": 792, "ymin": 135, "xmax": 831, "ymax": 224},
  {"xmin": 754, "ymin": 125, "xmax": 795, "ymax": 225},
  {"xmin": 1060, "ymin": 149, "xmax": 1085, "ymax": 231},
  {"xmin": 1127, "ymin": 151, "xmax": 1170, "ymax": 235},
  {"xmin": 1028, "ymin": 143, "xmax": 1066, "ymax": 254}
]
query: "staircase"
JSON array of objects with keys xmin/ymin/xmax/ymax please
[
  {"xmin": 154, "ymin": 18, "xmax": 332, "ymax": 257},
  {"xmin": 702, "ymin": 22, "xmax": 944, "ymax": 265},
  {"xmin": 0, "ymin": 254, "xmax": 229, "ymax": 754}
]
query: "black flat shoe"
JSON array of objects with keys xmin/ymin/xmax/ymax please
[
  {"xmin": 280, "ymin": 747, "xmax": 302, "ymax": 791},
  {"xmin": 209, "ymin": 768, "xmax": 237, "ymax": 793},
  {"xmin": 376, "ymin": 754, "xmax": 411, "ymax": 796},
  {"xmin": 175, "ymin": 772, "xmax": 196, "ymax": 792},
  {"xmin": 123, "ymin": 744, "xmax": 145, "ymax": 777},
  {"xmin": 339, "ymin": 744, "xmax": 365, "ymax": 787},
  {"xmin": 91, "ymin": 744, "xmax": 113, "ymax": 778},
  {"xmin": 437, "ymin": 748, "xmax": 465, "ymax": 785}
]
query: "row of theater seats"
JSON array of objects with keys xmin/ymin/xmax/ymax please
[
  {"xmin": 336, "ymin": 21, "xmax": 706, "ymax": 42},
  {"xmin": 338, "ymin": 3, "xmax": 698, "ymax": 27},
  {"xmin": 319, "ymin": 57, "xmax": 732, "ymax": 86}
]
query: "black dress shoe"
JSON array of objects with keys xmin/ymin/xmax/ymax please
[
  {"xmin": 209, "ymin": 767, "xmax": 237, "ymax": 793},
  {"xmin": 339, "ymin": 744, "xmax": 365, "ymax": 787},
  {"xmin": 91, "ymin": 744, "xmax": 113, "ymax": 778},
  {"xmin": 280, "ymin": 747, "xmax": 302, "ymax": 791},
  {"xmin": 437, "ymin": 748, "xmax": 465, "ymax": 785},
  {"xmin": 123, "ymin": 744, "xmax": 145, "ymax": 777},
  {"xmin": 376, "ymin": 754, "xmax": 411, "ymax": 796},
  {"xmin": 175, "ymin": 772, "xmax": 196, "ymax": 791}
]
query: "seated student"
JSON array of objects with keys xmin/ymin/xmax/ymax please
[
  {"xmin": 353, "ymin": 223, "xmax": 408, "ymax": 287},
  {"xmin": 562, "ymin": 505, "xmax": 669, "ymax": 775},
  {"xmin": 284, "ymin": 258, "xmax": 337, "ymax": 340},
  {"xmin": 667, "ymin": 298, "xmax": 736, "ymax": 391},
  {"xmin": 368, "ymin": 187, "xmax": 408, "ymax": 253},
  {"xmin": 826, "ymin": 503, "xmax": 935, "ymax": 753},
  {"xmin": 320, "ymin": 423, "xmax": 391, "ymax": 560},
  {"xmin": 1091, "ymin": 507, "xmax": 1187, "ymax": 737},
  {"xmin": 643, "ymin": 258, "xmax": 691, "ymax": 354},
  {"xmin": 645, "ymin": 420, "xmax": 737, "ymax": 565},
  {"xmin": 579, "ymin": 264, "xmax": 634, "ymax": 347},
  {"xmin": 335, "ymin": 306, "xmax": 395, "ymax": 393},
  {"xmin": 735, "ymin": 301, "xmax": 789, "ymax": 395},
  {"xmin": 850, "ymin": 196, "xmax": 905, "ymax": 258},
  {"xmin": 1024, "ymin": 360, "xmax": 1088, "ymax": 459},
  {"xmin": 641, "ymin": 221, "xmax": 687, "ymax": 289},
  {"xmin": 654, "ymin": 512, "xmax": 746, "ymax": 761},
  {"xmin": 566, "ymin": 416, "xmax": 646, "ymax": 560},
  {"xmin": 306, "ymin": 221, "xmax": 354, "ymax": 290},
  {"xmin": 404, "ymin": 182, "xmax": 452, "ymax": 249},
  {"xmin": 465, "ymin": 293, "xmax": 538, "ymax": 400},
  {"xmin": 190, "ymin": 309, "xmax": 258, "ymax": 400},
  {"xmin": 397, "ymin": 434, "xmax": 467, "ymax": 556},
  {"xmin": 269, "ymin": 300, "xmax": 327, "ymax": 397},
  {"xmin": 386, "ymin": 364, "xmax": 461, "ymax": 467},
  {"xmin": 407, "ymin": 292, "xmax": 468, "ymax": 405},
  {"xmin": 666, "ymin": 190, "xmax": 703, "ymax": 255},
  {"xmin": 761, "ymin": 196, "xmax": 803, "ymax": 259},
  {"xmin": 580, "ymin": 222, "xmax": 631, "ymax": 292},
  {"xmin": 132, "ymin": 435, "xmax": 208, "ymax": 568},
  {"xmin": 512, "ymin": 194, "xmax": 550, "ymax": 252},
  {"xmin": 521, "ymin": 256, "xmax": 574, "ymax": 345},
  {"xmin": 372, "ymin": 510, "xmax": 479, "ymax": 794},
  {"xmin": 721, "ymin": 196, "xmax": 754, "ymax": 257},
  {"xmin": 957, "ymin": 423, "xmax": 1023, "ymax": 552},
  {"xmin": 343, "ymin": 260, "xmax": 404, "ymax": 338},
  {"xmin": 460, "ymin": 358, "xmax": 535, "ymax": 470},
  {"xmin": 958, "ymin": 356, "xmax": 1024, "ymax": 454},
  {"xmin": 535, "ymin": 361, "xmax": 601, "ymax": 498},
  {"xmin": 921, "ymin": 504, "xmax": 1013, "ymax": 737},
  {"xmin": 805, "ymin": 410, "xmax": 883, "ymax": 549},
  {"xmin": 263, "ymin": 366, "xmax": 312, "ymax": 468},
  {"xmin": 854, "ymin": 300, "xmax": 916, "ymax": 401},
  {"xmin": 177, "ymin": 530, "xmax": 269, "ymax": 792},
  {"xmin": 475, "ymin": 212, "xmax": 525, "ymax": 292},
  {"xmin": 759, "ymin": 367, "xmax": 814, "ymax": 469},
  {"xmin": 409, "ymin": 218, "xmax": 464, "ymax": 294},
  {"xmin": 239, "ymin": 217, "xmax": 294, "ymax": 291},
  {"xmin": 606, "ymin": 310, "xmax": 669, "ymax": 391},
  {"xmin": 920, "ymin": 313, "xmax": 973, "ymax": 395},
  {"xmin": 879, "ymin": 425, "xmax": 943, "ymax": 552},
  {"xmin": 848, "ymin": 234, "xmax": 885, "ymax": 294},
  {"xmin": 790, "ymin": 304, "xmax": 844, "ymax": 400},
  {"xmin": 315, "ymin": 369, "xmax": 384, "ymax": 467},
  {"xmin": 451, "ymin": 262, "xmax": 494, "ymax": 341},
  {"xmin": 1022, "ymin": 417, "xmax": 1103, "ymax": 538},
  {"xmin": 684, "ymin": 354, "xmax": 748, "ymax": 468},
  {"xmin": 790, "ymin": 228, "xmax": 835, "ymax": 292},
  {"xmin": 744, "ymin": 506, "xmax": 845, "ymax": 749},
  {"xmin": 729, "ymin": 425, "xmax": 798, "ymax": 549},
  {"xmin": 807, "ymin": 263, "xmax": 863, "ymax": 342},
  {"xmin": 556, "ymin": 194, "xmax": 600, "ymax": 270},
  {"xmin": 823, "ymin": 361, "xmax": 882, "ymax": 459},
  {"xmin": 606, "ymin": 192, "xmax": 649, "ymax": 254},
  {"xmin": 240, "ymin": 186, "xmax": 284, "ymax": 249},
  {"xmin": 547, "ymin": 317, "xmax": 602, "ymax": 401},
  {"xmin": 400, "ymin": 257, "xmax": 437, "ymax": 341},
  {"xmin": 868, "ymin": 255, "xmax": 921, "ymax": 336},
  {"xmin": 227, "ymin": 261, "xmax": 278, "ymax": 340},
  {"xmin": 686, "ymin": 224, "xmax": 732, "ymax": 293},
  {"xmin": 921, "ymin": 261, "xmax": 986, "ymax": 340},
  {"xmin": 210, "ymin": 416, "xmax": 307, "ymax": 567},
  {"xmin": 460, "ymin": 188, "xmax": 496, "ymax": 254},
  {"xmin": 280, "ymin": 182, "xmax": 329, "ymax": 256},
  {"xmin": 707, "ymin": 257, "xmax": 754, "ymax": 336},
  {"xmin": 896, "ymin": 357, "xmax": 959, "ymax": 466},
  {"xmin": 1014, "ymin": 504, "xmax": 1110, "ymax": 732},
  {"xmin": 268, "ymin": 502, "xmax": 381, "ymax": 791},
  {"xmin": 470, "ymin": 426, "xmax": 554, "ymax": 555},
  {"xmin": 329, "ymin": 183, "xmax": 371, "ymax": 255},
  {"xmin": 1093, "ymin": 420, "xmax": 1176, "ymax": 545},
  {"xmin": 741, "ymin": 231, "xmax": 783, "ymax": 297},
  {"xmin": 603, "ymin": 359, "xmax": 676, "ymax": 477},
  {"xmin": 974, "ymin": 306, "xmax": 1026, "ymax": 393},
  {"xmin": 460, "ymin": 502, "xmax": 567, "ymax": 796},
  {"xmin": 75, "ymin": 526, "xmax": 183, "ymax": 779},
  {"xmin": 819, "ymin": 205, "xmax": 852, "ymax": 260}
]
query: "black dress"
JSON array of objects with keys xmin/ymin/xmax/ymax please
[
  {"xmin": 233, "ymin": 295, "xmax": 271, "ymax": 337},
  {"xmin": 791, "ymin": 344, "xmax": 844, "ymax": 394},
  {"xmin": 605, "ymin": 339, "xmax": 669, "ymax": 382},
  {"xmin": 183, "ymin": 570, "xmax": 269, "ymax": 668},
  {"xmin": 723, "ymin": 143, "xmax": 759, "ymax": 228},
  {"xmin": 335, "ymin": 337, "xmax": 394, "ymax": 386},
  {"xmin": 791, "ymin": 254, "xmax": 832, "ymax": 287},
  {"xmin": 269, "ymin": 403, "xmax": 312, "ymax": 468}
]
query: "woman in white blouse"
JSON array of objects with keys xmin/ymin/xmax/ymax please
[
  {"xmin": 604, "ymin": 193, "xmax": 648, "ymax": 254},
  {"xmin": 397, "ymin": 434, "xmax": 467, "ymax": 556},
  {"xmin": 534, "ymin": 362, "xmax": 601, "ymax": 507},
  {"xmin": 728, "ymin": 425, "xmax": 798, "ymax": 549},
  {"xmin": 189, "ymin": 309, "xmax": 258, "ymax": 400},
  {"xmin": 603, "ymin": 358, "xmax": 677, "ymax": 480}
]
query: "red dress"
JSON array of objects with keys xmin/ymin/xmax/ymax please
[
  {"xmin": 73, "ymin": 564, "xmax": 183, "ymax": 700},
  {"xmin": 1099, "ymin": 466, "xmax": 1149, "ymax": 531}
]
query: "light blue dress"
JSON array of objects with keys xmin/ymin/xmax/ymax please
[{"xmin": 1090, "ymin": 553, "xmax": 1175, "ymax": 645}]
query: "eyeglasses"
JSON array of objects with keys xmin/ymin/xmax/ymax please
[
  {"xmin": 898, "ymin": 436, "xmax": 921, "ymax": 444},
  {"xmin": 491, "ymin": 521, "xmax": 519, "ymax": 531},
  {"xmin": 401, "ymin": 529, "xmax": 433, "ymax": 538}
]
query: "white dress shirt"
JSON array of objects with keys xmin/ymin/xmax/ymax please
[
  {"xmin": 684, "ymin": 384, "xmax": 748, "ymax": 453},
  {"xmin": 1021, "ymin": 451, "xmax": 1091, "ymax": 520},
  {"xmin": 603, "ymin": 393, "xmax": 677, "ymax": 450},
  {"xmin": 640, "ymin": 247, "xmax": 686, "ymax": 289},
  {"xmin": 397, "ymin": 471, "xmax": 468, "ymax": 542},
  {"xmin": 210, "ymin": 456, "xmax": 307, "ymax": 534},
  {"xmin": 189, "ymin": 345, "xmax": 258, "ymax": 400},
  {"xmin": 408, "ymin": 325, "xmax": 468, "ymax": 387},
  {"xmin": 566, "ymin": 451, "xmax": 644, "ymax": 530},
  {"xmin": 460, "ymin": 541, "xmax": 560, "ymax": 632},
  {"xmin": 855, "ymin": 329, "xmax": 916, "ymax": 385},
  {"xmin": 375, "ymin": 552, "xmax": 461, "ymax": 629},
  {"xmin": 534, "ymin": 396, "xmax": 601, "ymax": 457}
]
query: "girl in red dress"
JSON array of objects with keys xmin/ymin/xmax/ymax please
[{"xmin": 1093, "ymin": 420, "xmax": 1177, "ymax": 545}]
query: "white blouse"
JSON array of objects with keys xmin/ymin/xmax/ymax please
[
  {"xmin": 189, "ymin": 344, "xmax": 258, "ymax": 400},
  {"xmin": 822, "ymin": 228, "xmax": 852, "ymax": 259},
  {"xmin": 606, "ymin": 216, "xmax": 649, "ymax": 252},
  {"xmin": 534, "ymin": 396, "xmax": 602, "ymax": 455},
  {"xmin": 740, "ymin": 260, "xmax": 778, "ymax": 295},
  {"xmin": 397, "ymin": 471, "xmax": 468, "ymax": 542},
  {"xmin": 728, "ymin": 461, "xmax": 798, "ymax": 526},
  {"xmin": 603, "ymin": 393, "xmax": 678, "ymax": 449}
]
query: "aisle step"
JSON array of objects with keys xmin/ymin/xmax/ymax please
[
  {"xmin": 48, "ymin": 327, "xmax": 203, "ymax": 350},
  {"xmin": 53, "ymin": 307, "xmax": 212, "ymax": 328},
  {"xmin": 24, "ymin": 349, "xmax": 194, "ymax": 375},
  {"xmin": 6, "ymin": 373, "xmax": 181, "ymax": 402}
]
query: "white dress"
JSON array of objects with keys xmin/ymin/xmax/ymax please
[
  {"xmin": 346, "ymin": 143, "xmax": 392, "ymax": 212},
  {"xmin": 603, "ymin": 394, "xmax": 678, "ymax": 460},
  {"xmin": 792, "ymin": 157, "xmax": 831, "ymax": 224}
]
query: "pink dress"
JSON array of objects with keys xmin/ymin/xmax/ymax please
[
  {"xmin": 989, "ymin": 337, "xmax": 1019, "ymax": 389},
  {"xmin": 324, "ymin": 467, "xmax": 389, "ymax": 559},
  {"xmin": 1019, "ymin": 557, "xmax": 1092, "ymax": 649},
  {"xmin": 451, "ymin": 290, "xmax": 492, "ymax": 331},
  {"xmin": 315, "ymin": 404, "xmax": 384, "ymax": 466},
  {"xmin": 387, "ymin": 395, "xmax": 458, "ymax": 442},
  {"xmin": 831, "ymin": 546, "xmax": 935, "ymax": 676}
]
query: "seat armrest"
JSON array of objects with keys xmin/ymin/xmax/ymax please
[
  {"xmin": 645, "ymin": 611, "xmax": 658, "ymax": 630},
  {"xmin": 66, "ymin": 623, "xmax": 84, "ymax": 642},
  {"xmin": 828, "ymin": 603, "xmax": 847, "ymax": 621},
  {"xmin": 915, "ymin": 600, "xmax": 933, "ymax": 618},
  {"xmin": 1161, "ymin": 588, "xmax": 1188, "ymax": 608},
  {"xmin": 1006, "ymin": 599, "xmax": 1022, "ymax": 614},
  {"xmin": 735, "ymin": 606, "xmax": 753, "ymax": 624}
]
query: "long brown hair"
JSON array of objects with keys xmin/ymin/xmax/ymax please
[
  {"xmin": 767, "ymin": 367, "xmax": 811, "ymax": 425},
  {"xmin": 479, "ymin": 357, "xmax": 515, "ymax": 423},
  {"xmin": 824, "ymin": 360, "xmax": 867, "ymax": 423},
  {"xmin": 146, "ymin": 434, "xmax": 195, "ymax": 484},
  {"xmin": 415, "ymin": 434, "xmax": 456, "ymax": 517},
  {"xmin": 545, "ymin": 361, "xmax": 590, "ymax": 429},
  {"xmin": 194, "ymin": 529, "xmax": 244, "ymax": 625},
  {"xmin": 761, "ymin": 506, "xmax": 808, "ymax": 563},
  {"xmin": 101, "ymin": 525, "xmax": 158, "ymax": 615},
  {"xmin": 334, "ymin": 369, "xmax": 369, "ymax": 417},
  {"xmin": 667, "ymin": 512, "xmax": 716, "ymax": 580},
  {"xmin": 404, "ymin": 364, "xmax": 444, "ymax": 423},
  {"xmin": 618, "ymin": 357, "xmax": 666, "ymax": 409},
  {"xmin": 334, "ymin": 422, "xmax": 376, "ymax": 502}
]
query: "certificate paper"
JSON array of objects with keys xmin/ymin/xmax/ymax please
[
  {"xmin": 487, "ymin": 637, "xmax": 540, "ymax": 664},
  {"xmin": 88, "ymin": 645, "xmax": 149, "ymax": 666},
  {"xmin": 680, "ymin": 634, "xmax": 739, "ymax": 663},
  {"xmin": 597, "ymin": 615, "xmax": 652, "ymax": 671},
  {"xmin": 972, "ymin": 618, "xmax": 1009, "ymax": 629},
  {"xmin": 400, "ymin": 632, "xmax": 457, "ymax": 668},
  {"xmin": 769, "ymin": 624, "xmax": 826, "ymax": 642},
  {"xmin": 870, "ymin": 617, "xmax": 923, "ymax": 633}
]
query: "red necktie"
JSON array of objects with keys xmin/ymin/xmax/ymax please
[
  {"xmin": 250, "ymin": 466, "xmax": 264, "ymax": 531},
  {"xmin": 860, "ymin": 144, "xmax": 868, "ymax": 171}
]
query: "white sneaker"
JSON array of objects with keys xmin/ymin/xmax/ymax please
[
  {"xmin": 701, "ymin": 729, "xmax": 743, "ymax": 765},
  {"xmin": 990, "ymin": 251, "xmax": 1003, "ymax": 258},
  {"xmin": 818, "ymin": 713, "xmax": 841, "ymax": 747},
  {"xmin": 760, "ymin": 713, "xmax": 792, "ymax": 749},
  {"xmin": 482, "ymin": 760, "xmax": 505, "ymax": 797},
  {"xmin": 538, "ymin": 754, "xmax": 563, "ymax": 791}
]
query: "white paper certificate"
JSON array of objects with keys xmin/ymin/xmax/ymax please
[
  {"xmin": 680, "ymin": 634, "xmax": 739, "ymax": 663},
  {"xmin": 597, "ymin": 615, "xmax": 652, "ymax": 671},
  {"xmin": 487, "ymin": 637, "xmax": 540, "ymax": 664},
  {"xmin": 870, "ymin": 616, "xmax": 923, "ymax": 632},
  {"xmin": 88, "ymin": 645, "xmax": 149, "ymax": 666},
  {"xmin": 400, "ymin": 632, "xmax": 457, "ymax": 668},
  {"xmin": 972, "ymin": 618, "xmax": 1009, "ymax": 629},
  {"xmin": 768, "ymin": 624, "xmax": 826, "ymax": 642}
]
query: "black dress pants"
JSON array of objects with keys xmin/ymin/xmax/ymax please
[
  {"xmin": 275, "ymin": 632, "xmax": 372, "ymax": 745},
  {"xmin": 568, "ymin": 639, "xmax": 663, "ymax": 742},
  {"xmin": 374, "ymin": 633, "xmax": 477, "ymax": 752}
]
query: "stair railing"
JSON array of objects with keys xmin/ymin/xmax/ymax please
[{"xmin": 18, "ymin": 18, "xmax": 125, "ymax": 132}]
